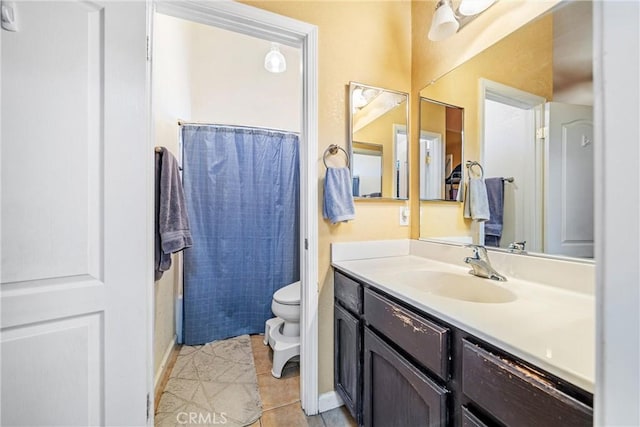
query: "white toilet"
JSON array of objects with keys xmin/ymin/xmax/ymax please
[{"xmin": 264, "ymin": 281, "xmax": 301, "ymax": 378}]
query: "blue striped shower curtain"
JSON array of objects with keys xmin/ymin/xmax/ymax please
[{"xmin": 181, "ymin": 125, "xmax": 300, "ymax": 345}]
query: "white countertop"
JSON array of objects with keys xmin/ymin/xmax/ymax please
[{"xmin": 332, "ymin": 254, "xmax": 595, "ymax": 393}]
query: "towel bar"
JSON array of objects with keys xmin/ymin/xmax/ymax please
[{"xmin": 323, "ymin": 144, "xmax": 350, "ymax": 168}]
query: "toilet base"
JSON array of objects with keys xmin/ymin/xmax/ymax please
[{"xmin": 264, "ymin": 317, "xmax": 300, "ymax": 378}]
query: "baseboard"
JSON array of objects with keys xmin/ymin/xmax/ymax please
[
  {"xmin": 154, "ymin": 335, "xmax": 177, "ymax": 391},
  {"xmin": 318, "ymin": 391, "xmax": 344, "ymax": 413}
]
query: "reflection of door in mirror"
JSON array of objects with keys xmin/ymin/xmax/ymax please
[
  {"xmin": 482, "ymin": 81, "xmax": 594, "ymax": 258},
  {"xmin": 352, "ymin": 141, "xmax": 383, "ymax": 198},
  {"xmin": 394, "ymin": 125, "xmax": 408, "ymax": 199},
  {"xmin": 419, "ymin": 98, "xmax": 464, "ymax": 201},
  {"xmin": 419, "ymin": 132, "xmax": 443, "ymax": 199}
]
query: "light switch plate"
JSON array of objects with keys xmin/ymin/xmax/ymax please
[{"xmin": 399, "ymin": 207, "xmax": 409, "ymax": 226}]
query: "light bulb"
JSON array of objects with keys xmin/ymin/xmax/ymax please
[{"xmin": 264, "ymin": 42, "xmax": 286, "ymax": 73}]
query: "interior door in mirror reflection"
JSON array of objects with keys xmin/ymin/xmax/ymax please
[
  {"xmin": 349, "ymin": 82, "xmax": 409, "ymax": 200},
  {"xmin": 544, "ymin": 102, "xmax": 594, "ymax": 258},
  {"xmin": 418, "ymin": 97, "xmax": 464, "ymax": 201}
]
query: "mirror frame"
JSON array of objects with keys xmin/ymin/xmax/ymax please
[
  {"xmin": 418, "ymin": 96, "xmax": 465, "ymax": 202},
  {"xmin": 348, "ymin": 81, "xmax": 410, "ymax": 201}
]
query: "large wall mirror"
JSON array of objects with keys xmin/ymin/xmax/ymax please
[
  {"xmin": 419, "ymin": 98, "xmax": 464, "ymax": 201},
  {"xmin": 349, "ymin": 82, "xmax": 409, "ymax": 200},
  {"xmin": 419, "ymin": 0, "xmax": 594, "ymax": 261}
]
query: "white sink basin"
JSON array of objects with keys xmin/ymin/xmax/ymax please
[{"xmin": 384, "ymin": 270, "xmax": 517, "ymax": 304}]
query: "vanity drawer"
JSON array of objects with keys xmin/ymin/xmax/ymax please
[
  {"xmin": 462, "ymin": 340, "xmax": 592, "ymax": 427},
  {"xmin": 363, "ymin": 288, "xmax": 449, "ymax": 380},
  {"xmin": 461, "ymin": 406, "xmax": 489, "ymax": 427},
  {"xmin": 334, "ymin": 270, "xmax": 362, "ymax": 315}
]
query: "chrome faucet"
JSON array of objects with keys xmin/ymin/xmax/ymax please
[
  {"xmin": 508, "ymin": 241, "xmax": 527, "ymax": 254},
  {"xmin": 464, "ymin": 245, "xmax": 507, "ymax": 281}
]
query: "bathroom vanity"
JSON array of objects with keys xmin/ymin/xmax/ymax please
[{"xmin": 332, "ymin": 240, "xmax": 594, "ymax": 427}]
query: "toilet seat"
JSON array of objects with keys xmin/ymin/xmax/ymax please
[{"xmin": 273, "ymin": 281, "xmax": 300, "ymax": 305}]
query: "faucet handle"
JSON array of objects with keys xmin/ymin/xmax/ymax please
[
  {"xmin": 508, "ymin": 241, "xmax": 527, "ymax": 252},
  {"xmin": 464, "ymin": 244, "xmax": 485, "ymax": 258}
]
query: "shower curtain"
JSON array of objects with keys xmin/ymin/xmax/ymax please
[{"xmin": 181, "ymin": 124, "xmax": 300, "ymax": 345}]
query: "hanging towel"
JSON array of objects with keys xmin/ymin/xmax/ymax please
[
  {"xmin": 463, "ymin": 176, "xmax": 490, "ymax": 221},
  {"xmin": 323, "ymin": 167, "xmax": 355, "ymax": 224},
  {"xmin": 155, "ymin": 147, "xmax": 193, "ymax": 280},
  {"xmin": 484, "ymin": 177, "xmax": 504, "ymax": 246}
]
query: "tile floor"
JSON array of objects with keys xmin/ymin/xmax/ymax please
[
  {"xmin": 156, "ymin": 334, "xmax": 358, "ymax": 427},
  {"xmin": 248, "ymin": 334, "xmax": 358, "ymax": 427}
]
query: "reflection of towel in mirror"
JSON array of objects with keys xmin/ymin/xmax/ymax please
[
  {"xmin": 155, "ymin": 148, "xmax": 193, "ymax": 280},
  {"xmin": 463, "ymin": 177, "xmax": 490, "ymax": 221},
  {"xmin": 484, "ymin": 177, "xmax": 504, "ymax": 246},
  {"xmin": 323, "ymin": 167, "xmax": 355, "ymax": 224}
]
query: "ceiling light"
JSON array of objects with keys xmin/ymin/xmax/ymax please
[
  {"xmin": 428, "ymin": 0, "xmax": 460, "ymax": 42},
  {"xmin": 458, "ymin": 0, "xmax": 496, "ymax": 16},
  {"xmin": 264, "ymin": 42, "xmax": 286, "ymax": 73},
  {"xmin": 428, "ymin": 0, "xmax": 498, "ymax": 42}
]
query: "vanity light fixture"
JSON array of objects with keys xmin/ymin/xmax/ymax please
[
  {"xmin": 428, "ymin": 0, "xmax": 497, "ymax": 41},
  {"xmin": 459, "ymin": 0, "xmax": 496, "ymax": 16},
  {"xmin": 264, "ymin": 42, "xmax": 286, "ymax": 73}
]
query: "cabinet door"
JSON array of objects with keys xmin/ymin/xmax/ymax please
[
  {"xmin": 335, "ymin": 304, "xmax": 362, "ymax": 423},
  {"xmin": 363, "ymin": 329, "xmax": 447, "ymax": 427}
]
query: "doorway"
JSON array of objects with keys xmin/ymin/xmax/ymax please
[
  {"xmin": 480, "ymin": 79, "xmax": 545, "ymax": 252},
  {"xmin": 151, "ymin": 1, "xmax": 319, "ymax": 416}
]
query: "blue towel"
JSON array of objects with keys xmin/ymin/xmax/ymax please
[
  {"xmin": 484, "ymin": 177, "xmax": 504, "ymax": 244},
  {"xmin": 323, "ymin": 167, "xmax": 355, "ymax": 224}
]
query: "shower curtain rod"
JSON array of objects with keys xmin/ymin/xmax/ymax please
[{"xmin": 177, "ymin": 120, "xmax": 299, "ymax": 135}]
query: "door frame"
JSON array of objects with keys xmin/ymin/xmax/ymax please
[
  {"xmin": 478, "ymin": 79, "xmax": 546, "ymax": 250},
  {"xmin": 150, "ymin": 0, "xmax": 319, "ymax": 415}
]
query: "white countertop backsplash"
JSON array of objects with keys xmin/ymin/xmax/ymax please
[{"xmin": 331, "ymin": 239, "xmax": 595, "ymax": 393}]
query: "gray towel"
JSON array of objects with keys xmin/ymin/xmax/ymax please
[
  {"xmin": 484, "ymin": 177, "xmax": 504, "ymax": 242},
  {"xmin": 323, "ymin": 167, "xmax": 355, "ymax": 224},
  {"xmin": 463, "ymin": 177, "xmax": 490, "ymax": 221},
  {"xmin": 155, "ymin": 148, "xmax": 192, "ymax": 280}
]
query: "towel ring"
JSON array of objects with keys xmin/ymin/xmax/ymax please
[
  {"xmin": 465, "ymin": 161, "xmax": 484, "ymax": 179},
  {"xmin": 323, "ymin": 144, "xmax": 350, "ymax": 168}
]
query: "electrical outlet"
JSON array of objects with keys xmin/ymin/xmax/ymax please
[{"xmin": 399, "ymin": 207, "xmax": 409, "ymax": 226}]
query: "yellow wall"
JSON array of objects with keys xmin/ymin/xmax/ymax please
[
  {"xmin": 242, "ymin": 0, "xmax": 412, "ymax": 395},
  {"xmin": 353, "ymin": 104, "xmax": 407, "ymax": 198},
  {"xmin": 411, "ymin": 2, "xmax": 557, "ymax": 240}
]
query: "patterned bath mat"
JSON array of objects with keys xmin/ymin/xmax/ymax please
[{"xmin": 155, "ymin": 335, "xmax": 262, "ymax": 427}]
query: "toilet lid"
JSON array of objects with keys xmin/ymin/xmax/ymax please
[{"xmin": 273, "ymin": 281, "xmax": 301, "ymax": 305}]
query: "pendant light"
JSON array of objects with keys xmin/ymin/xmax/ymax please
[{"xmin": 264, "ymin": 42, "xmax": 286, "ymax": 73}]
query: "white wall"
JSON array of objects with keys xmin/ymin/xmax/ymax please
[
  {"xmin": 152, "ymin": 13, "xmax": 301, "ymax": 383},
  {"xmin": 152, "ymin": 13, "xmax": 192, "ymax": 381},
  {"xmin": 595, "ymin": 1, "xmax": 640, "ymax": 425},
  {"xmin": 187, "ymin": 18, "xmax": 301, "ymax": 131}
]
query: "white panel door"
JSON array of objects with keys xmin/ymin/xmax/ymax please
[
  {"xmin": 1, "ymin": 2, "xmax": 149, "ymax": 426},
  {"xmin": 544, "ymin": 102, "xmax": 594, "ymax": 258}
]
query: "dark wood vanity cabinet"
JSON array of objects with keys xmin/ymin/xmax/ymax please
[
  {"xmin": 461, "ymin": 340, "xmax": 592, "ymax": 427},
  {"xmin": 363, "ymin": 328, "xmax": 448, "ymax": 427},
  {"xmin": 333, "ymin": 268, "xmax": 594, "ymax": 427},
  {"xmin": 334, "ymin": 303, "xmax": 361, "ymax": 423},
  {"xmin": 334, "ymin": 271, "xmax": 363, "ymax": 424}
]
